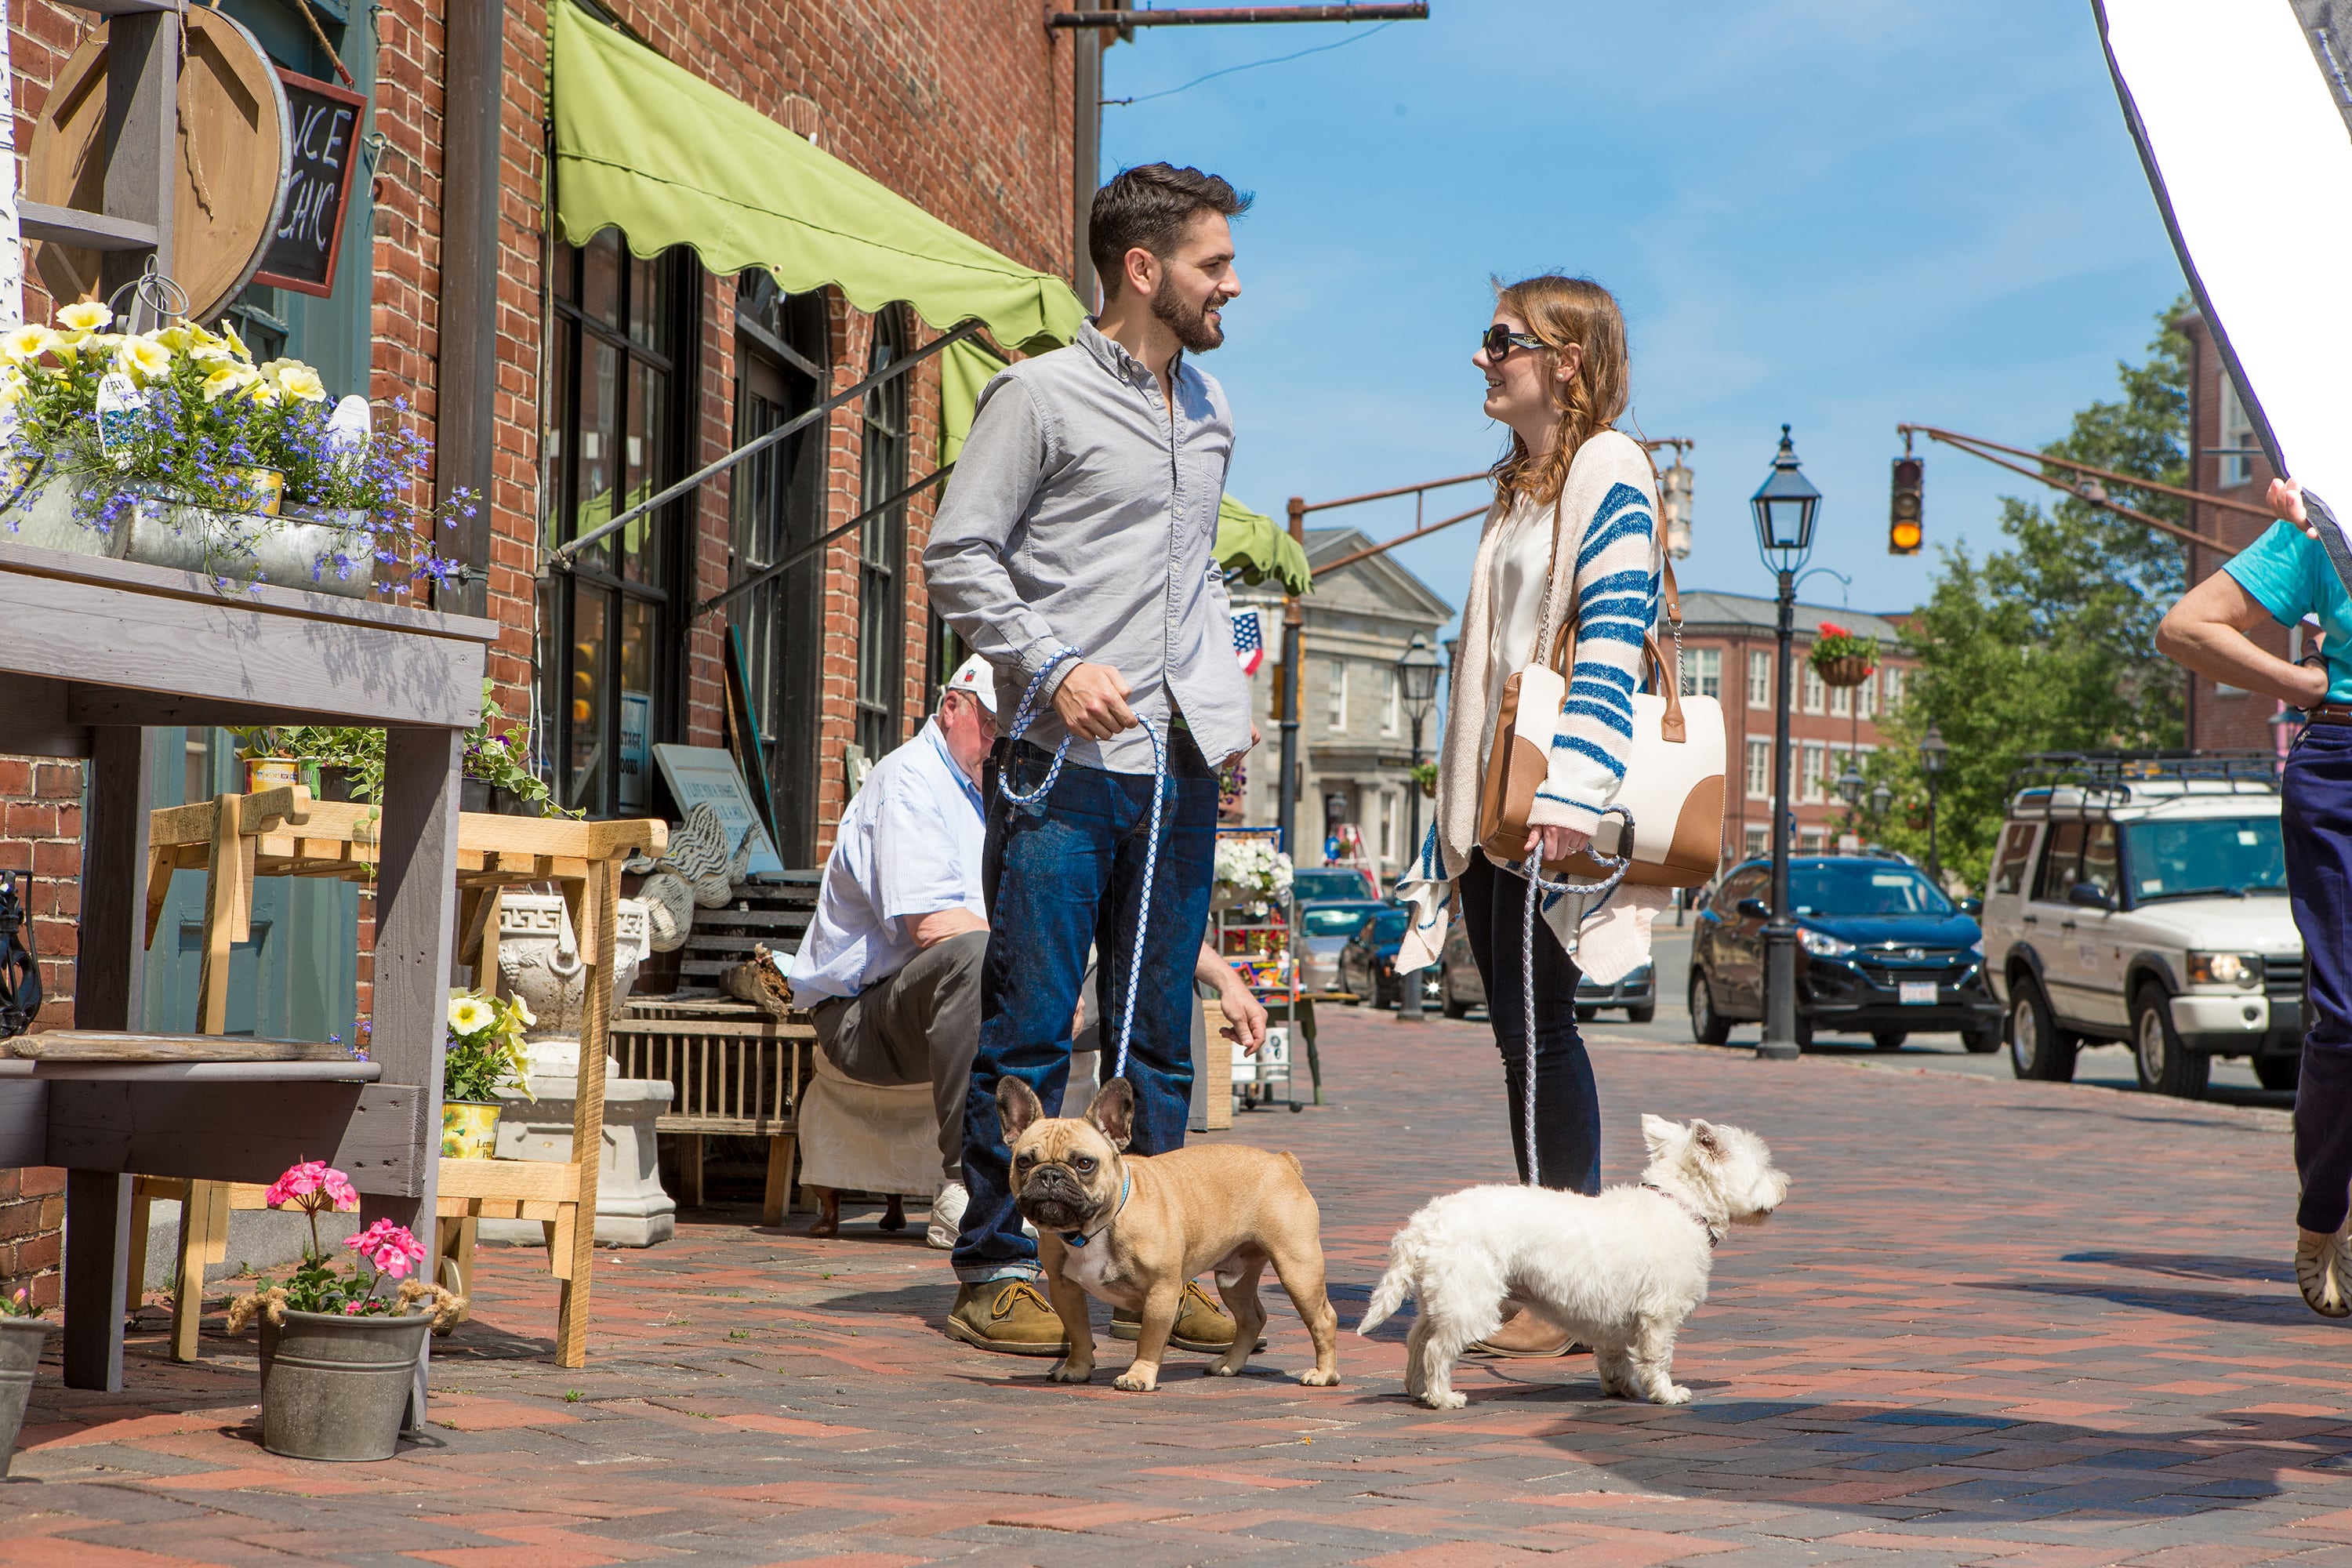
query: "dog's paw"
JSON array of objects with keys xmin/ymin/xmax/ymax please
[
  {"xmin": 1047, "ymin": 1359, "xmax": 1093, "ymax": 1385},
  {"xmin": 1298, "ymin": 1368, "xmax": 1340, "ymax": 1388},
  {"xmin": 1414, "ymin": 1390, "xmax": 1468, "ymax": 1410},
  {"xmin": 1205, "ymin": 1358, "xmax": 1244, "ymax": 1377},
  {"xmin": 1112, "ymin": 1367, "xmax": 1160, "ymax": 1392},
  {"xmin": 1651, "ymin": 1384, "xmax": 1693, "ymax": 1406}
]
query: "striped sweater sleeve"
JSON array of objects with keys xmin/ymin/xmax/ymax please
[{"xmin": 1530, "ymin": 480, "xmax": 1660, "ymax": 837}]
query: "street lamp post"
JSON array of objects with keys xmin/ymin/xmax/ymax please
[
  {"xmin": 1750, "ymin": 426, "xmax": 1822, "ymax": 1063},
  {"xmin": 1394, "ymin": 633, "xmax": 1443, "ymax": 1022},
  {"xmin": 1918, "ymin": 723, "xmax": 1949, "ymax": 886}
]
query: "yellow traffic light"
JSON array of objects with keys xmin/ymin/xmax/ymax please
[{"xmin": 1890, "ymin": 456, "xmax": 1924, "ymax": 555}]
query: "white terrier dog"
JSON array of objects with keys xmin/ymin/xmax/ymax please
[{"xmin": 1357, "ymin": 1115, "xmax": 1788, "ymax": 1410}]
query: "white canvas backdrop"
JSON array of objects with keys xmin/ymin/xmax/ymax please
[{"xmin": 2100, "ymin": 0, "xmax": 2352, "ymax": 580}]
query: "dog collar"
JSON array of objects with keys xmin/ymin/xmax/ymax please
[
  {"xmin": 1642, "ymin": 1181, "xmax": 1724, "ymax": 1249},
  {"xmin": 1058, "ymin": 1169, "xmax": 1130, "ymax": 1250}
]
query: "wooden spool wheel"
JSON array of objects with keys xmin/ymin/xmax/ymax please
[{"xmin": 27, "ymin": 9, "xmax": 290, "ymax": 321}]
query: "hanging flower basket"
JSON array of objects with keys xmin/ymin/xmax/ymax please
[{"xmin": 1809, "ymin": 622, "xmax": 1881, "ymax": 689}]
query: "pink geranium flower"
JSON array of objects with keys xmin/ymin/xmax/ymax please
[
  {"xmin": 345, "ymin": 1219, "xmax": 426, "ymax": 1280},
  {"xmin": 263, "ymin": 1160, "xmax": 359, "ymax": 1214}
]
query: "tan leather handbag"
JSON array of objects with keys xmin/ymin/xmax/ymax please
[{"xmin": 1476, "ymin": 511, "xmax": 1726, "ymax": 887}]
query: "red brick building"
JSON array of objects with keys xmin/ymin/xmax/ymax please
[
  {"xmin": 1674, "ymin": 593, "xmax": 1920, "ymax": 865},
  {"xmin": 1, "ymin": 0, "xmax": 1079, "ymax": 1305},
  {"xmin": 2176, "ymin": 307, "xmax": 2300, "ymax": 755}
]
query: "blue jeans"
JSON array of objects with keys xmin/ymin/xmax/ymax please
[
  {"xmin": 953, "ymin": 732, "xmax": 1218, "ymax": 1282},
  {"xmin": 2286, "ymin": 724, "xmax": 2352, "ymax": 1233}
]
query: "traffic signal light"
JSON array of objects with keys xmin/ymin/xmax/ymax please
[{"xmin": 1889, "ymin": 456, "xmax": 1924, "ymax": 554}]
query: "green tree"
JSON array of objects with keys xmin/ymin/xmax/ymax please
[{"xmin": 1853, "ymin": 299, "xmax": 2191, "ymax": 887}]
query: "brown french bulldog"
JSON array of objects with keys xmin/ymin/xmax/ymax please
[{"xmin": 997, "ymin": 1075, "xmax": 1341, "ymax": 1392}]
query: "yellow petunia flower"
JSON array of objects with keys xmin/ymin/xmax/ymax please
[
  {"xmin": 448, "ymin": 996, "xmax": 492, "ymax": 1035},
  {"xmin": 221, "ymin": 324, "xmax": 252, "ymax": 362},
  {"xmin": 200, "ymin": 364, "xmax": 260, "ymax": 402},
  {"xmin": 55, "ymin": 299, "xmax": 113, "ymax": 332},
  {"xmin": 0, "ymin": 325, "xmax": 60, "ymax": 364},
  {"xmin": 275, "ymin": 364, "xmax": 327, "ymax": 402},
  {"xmin": 117, "ymin": 337, "xmax": 171, "ymax": 380}
]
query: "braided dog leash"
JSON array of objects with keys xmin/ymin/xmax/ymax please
[
  {"xmin": 1516, "ymin": 804, "xmax": 1635, "ymax": 1188},
  {"xmin": 1000, "ymin": 648, "xmax": 1168, "ymax": 1080}
]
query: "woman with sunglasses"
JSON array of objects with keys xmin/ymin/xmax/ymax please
[{"xmin": 1422, "ymin": 276, "xmax": 1660, "ymax": 1356}]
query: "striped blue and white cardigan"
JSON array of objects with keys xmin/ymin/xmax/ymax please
[{"xmin": 1393, "ymin": 430, "xmax": 1662, "ymax": 981}]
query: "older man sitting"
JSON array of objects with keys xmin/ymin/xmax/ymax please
[{"xmin": 789, "ymin": 658, "xmax": 1002, "ymax": 1242}]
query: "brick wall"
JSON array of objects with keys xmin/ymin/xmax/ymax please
[
  {"xmin": 0, "ymin": 754, "xmax": 79, "ymax": 1308},
  {"xmin": 2180, "ymin": 311, "xmax": 2294, "ymax": 756}
]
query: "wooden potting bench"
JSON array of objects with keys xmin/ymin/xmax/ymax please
[{"xmin": 132, "ymin": 795, "xmax": 664, "ymax": 1369}]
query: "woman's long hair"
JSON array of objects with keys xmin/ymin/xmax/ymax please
[{"xmin": 1490, "ymin": 275, "xmax": 1631, "ymax": 512}]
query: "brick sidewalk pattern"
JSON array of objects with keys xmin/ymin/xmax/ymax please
[{"xmin": 6, "ymin": 1013, "xmax": 2352, "ymax": 1566}]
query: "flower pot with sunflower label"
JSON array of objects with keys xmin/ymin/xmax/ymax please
[{"xmin": 440, "ymin": 1099, "xmax": 503, "ymax": 1159}]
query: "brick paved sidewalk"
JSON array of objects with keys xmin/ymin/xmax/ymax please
[{"xmin": 7, "ymin": 1014, "xmax": 2352, "ymax": 1566}]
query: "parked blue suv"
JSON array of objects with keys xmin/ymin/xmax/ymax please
[{"xmin": 1689, "ymin": 856, "xmax": 2002, "ymax": 1051}]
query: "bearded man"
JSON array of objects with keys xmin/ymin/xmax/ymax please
[{"xmin": 922, "ymin": 163, "xmax": 1265, "ymax": 1355}]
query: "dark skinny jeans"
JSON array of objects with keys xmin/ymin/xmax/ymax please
[{"xmin": 1458, "ymin": 851, "xmax": 1602, "ymax": 1195}]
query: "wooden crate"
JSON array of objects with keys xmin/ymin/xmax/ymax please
[{"xmin": 610, "ymin": 1000, "xmax": 813, "ymax": 1224}]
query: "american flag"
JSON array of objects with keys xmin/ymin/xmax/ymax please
[{"xmin": 1232, "ymin": 608, "xmax": 1265, "ymax": 676}]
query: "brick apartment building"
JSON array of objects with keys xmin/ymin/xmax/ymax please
[
  {"xmin": 0, "ymin": 0, "xmax": 1080, "ymax": 1305},
  {"xmin": 1674, "ymin": 593, "xmax": 1918, "ymax": 865},
  {"xmin": 2176, "ymin": 307, "xmax": 2301, "ymax": 755}
]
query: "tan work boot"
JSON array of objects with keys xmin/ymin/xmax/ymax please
[
  {"xmin": 1466, "ymin": 1305, "xmax": 1582, "ymax": 1358},
  {"xmin": 1110, "ymin": 1279, "xmax": 1265, "ymax": 1353},
  {"xmin": 944, "ymin": 1280, "xmax": 1069, "ymax": 1356},
  {"xmin": 2296, "ymin": 1227, "xmax": 2352, "ymax": 1319}
]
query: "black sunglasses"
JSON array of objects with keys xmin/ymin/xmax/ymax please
[{"xmin": 1479, "ymin": 324, "xmax": 1547, "ymax": 360}]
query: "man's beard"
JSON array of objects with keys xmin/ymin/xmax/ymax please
[{"xmin": 1150, "ymin": 279, "xmax": 1225, "ymax": 352}]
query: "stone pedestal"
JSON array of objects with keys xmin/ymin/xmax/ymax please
[
  {"xmin": 481, "ymin": 1074, "xmax": 677, "ymax": 1248},
  {"xmin": 485, "ymin": 893, "xmax": 675, "ymax": 1247}
]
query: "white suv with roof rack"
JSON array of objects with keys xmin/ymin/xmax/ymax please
[{"xmin": 1980, "ymin": 752, "xmax": 2301, "ymax": 1098}]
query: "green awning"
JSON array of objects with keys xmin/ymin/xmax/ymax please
[
  {"xmin": 550, "ymin": 1, "xmax": 1084, "ymax": 354},
  {"xmin": 1215, "ymin": 495, "xmax": 1312, "ymax": 595}
]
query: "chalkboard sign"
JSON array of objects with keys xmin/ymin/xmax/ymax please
[{"xmin": 250, "ymin": 68, "xmax": 368, "ymax": 298}]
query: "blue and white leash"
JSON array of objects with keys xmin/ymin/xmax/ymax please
[
  {"xmin": 1516, "ymin": 804, "xmax": 1634, "ymax": 1189},
  {"xmin": 1000, "ymin": 647, "xmax": 1168, "ymax": 1081}
]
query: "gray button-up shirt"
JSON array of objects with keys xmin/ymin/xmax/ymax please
[{"xmin": 923, "ymin": 320, "xmax": 1252, "ymax": 775}]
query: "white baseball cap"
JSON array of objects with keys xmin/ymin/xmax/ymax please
[{"xmin": 945, "ymin": 654, "xmax": 998, "ymax": 714}]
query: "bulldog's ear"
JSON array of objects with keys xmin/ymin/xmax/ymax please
[
  {"xmin": 1639, "ymin": 1113, "xmax": 1679, "ymax": 1156},
  {"xmin": 996, "ymin": 1076, "xmax": 1046, "ymax": 1145},
  {"xmin": 1086, "ymin": 1076, "xmax": 1135, "ymax": 1151}
]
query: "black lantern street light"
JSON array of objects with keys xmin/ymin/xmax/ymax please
[
  {"xmin": 1870, "ymin": 779, "xmax": 1893, "ymax": 821},
  {"xmin": 1750, "ymin": 425, "xmax": 1822, "ymax": 1063},
  {"xmin": 1394, "ymin": 633, "xmax": 1443, "ymax": 1023},
  {"xmin": 1835, "ymin": 760, "xmax": 1867, "ymax": 810},
  {"xmin": 1918, "ymin": 723, "xmax": 1950, "ymax": 886}
]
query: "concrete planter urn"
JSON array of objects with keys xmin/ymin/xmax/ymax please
[
  {"xmin": 488, "ymin": 894, "xmax": 673, "ymax": 1247},
  {"xmin": 256, "ymin": 1309, "xmax": 433, "ymax": 1461},
  {"xmin": 1, "ymin": 1317, "xmax": 56, "ymax": 1477}
]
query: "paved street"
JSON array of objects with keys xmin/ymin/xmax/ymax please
[{"xmin": 7, "ymin": 1006, "xmax": 2348, "ymax": 1566}]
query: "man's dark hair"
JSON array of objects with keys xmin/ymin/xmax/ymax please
[{"xmin": 1088, "ymin": 163, "xmax": 1250, "ymax": 299}]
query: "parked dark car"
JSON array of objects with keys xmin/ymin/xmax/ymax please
[
  {"xmin": 1435, "ymin": 920, "xmax": 1656, "ymax": 1022},
  {"xmin": 1337, "ymin": 906, "xmax": 1410, "ymax": 1007},
  {"xmin": 1689, "ymin": 857, "xmax": 2001, "ymax": 1051}
]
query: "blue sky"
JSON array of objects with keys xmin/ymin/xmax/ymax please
[{"xmin": 1099, "ymin": 1, "xmax": 2189, "ymax": 628}]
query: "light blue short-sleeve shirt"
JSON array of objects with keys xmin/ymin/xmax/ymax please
[
  {"xmin": 786, "ymin": 719, "xmax": 987, "ymax": 1001},
  {"xmin": 2221, "ymin": 519, "xmax": 2352, "ymax": 704}
]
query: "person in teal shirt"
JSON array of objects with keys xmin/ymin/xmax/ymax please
[{"xmin": 2160, "ymin": 476, "xmax": 2352, "ymax": 1319}]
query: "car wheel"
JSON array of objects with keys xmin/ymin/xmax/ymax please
[
  {"xmin": 2009, "ymin": 974, "xmax": 2078, "ymax": 1082},
  {"xmin": 2256, "ymin": 1054, "xmax": 2301, "ymax": 1091},
  {"xmin": 2133, "ymin": 982, "xmax": 2209, "ymax": 1099},
  {"xmin": 1689, "ymin": 965, "xmax": 1731, "ymax": 1046},
  {"xmin": 1627, "ymin": 1000, "xmax": 1657, "ymax": 1025},
  {"xmin": 1441, "ymin": 973, "xmax": 1469, "ymax": 1019},
  {"xmin": 1871, "ymin": 1029, "xmax": 1907, "ymax": 1051},
  {"xmin": 1960, "ymin": 1023, "xmax": 2002, "ymax": 1054}
]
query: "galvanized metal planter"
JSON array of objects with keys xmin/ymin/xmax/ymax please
[
  {"xmin": 0, "ymin": 479, "xmax": 374, "ymax": 598},
  {"xmin": 0, "ymin": 1317, "xmax": 58, "ymax": 1476},
  {"xmin": 256, "ymin": 1308, "xmax": 432, "ymax": 1461}
]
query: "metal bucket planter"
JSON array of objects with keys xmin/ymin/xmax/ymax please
[
  {"xmin": 1, "ymin": 1317, "xmax": 57, "ymax": 1477},
  {"xmin": 0, "ymin": 478, "xmax": 373, "ymax": 599},
  {"xmin": 441, "ymin": 1100, "xmax": 502, "ymax": 1159},
  {"xmin": 256, "ymin": 1309, "xmax": 432, "ymax": 1461}
]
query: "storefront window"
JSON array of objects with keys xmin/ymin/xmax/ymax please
[
  {"xmin": 858, "ymin": 310, "xmax": 909, "ymax": 762},
  {"xmin": 729, "ymin": 271, "xmax": 830, "ymax": 864},
  {"xmin": 543, "ymin": 230, "xmax": 695, "ymax": 818}
]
